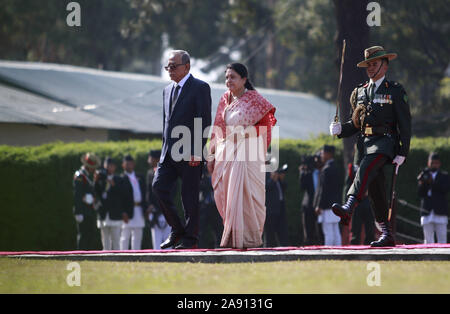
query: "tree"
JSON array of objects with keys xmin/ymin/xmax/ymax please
[
  {"xmin": 333, "ymin": 0, "xmax": 370, "ymax": 166},
  {"xmin": 372, "ymin": 0, "xmax": 450, "ymax": 135}
]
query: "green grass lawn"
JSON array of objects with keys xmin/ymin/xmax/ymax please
[{"xmin": 1, "ymin": 258, "xmax": 449, "ymax": 294}]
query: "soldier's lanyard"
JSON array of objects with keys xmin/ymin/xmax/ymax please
[{"xmin": 80, "ymin": 168, "xmax": 94, "ymax": 187}]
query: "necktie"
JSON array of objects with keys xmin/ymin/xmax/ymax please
[
  {"xmin": 368, "ymin": 82, "xmax": 375, "ymax": 101},
  {"xmin": 170, "ymin": 84, "xmax": 181, "ymax": 115},
  {"xmin": 276, "ymin": 181, "xmax": 283, "ymax": 201}
]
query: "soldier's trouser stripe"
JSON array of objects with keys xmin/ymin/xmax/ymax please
[{"xmin": 356, "ymin": 154, "xmax": 386, "ymax": 201}]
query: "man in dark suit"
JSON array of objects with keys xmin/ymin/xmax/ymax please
[
  {"xmin": 330, "ymin": 46, "xmax": 412, "ymax": 247},
  {"xmin": 146, "ymin": 149, "xmax": 172, "ymax": 249},
  {"xmin": 314, "ymin": 145, "xmax": 342, "ymax": 246},
  {"xmin": 299, "ymin": 154, "xmax": 321, "ymax": 245},
  {"xmin": 152, "ymin": 50, "xmax": 212, "ymax": 249},
  {"xmin": 417, "ymin": 152, "xmax": 449, "ymax": 243},
  {"xmin": 94, "ymin": 157, "xmax": 124, "ymax": 250},
  {"xmin": 264, "ymin": 164, "xmax": 289, "ymax": 247},
  {"xmin": 198, "ymin": 167, "xmax": 223, "ymax": 249},
  {"xmin": 120, "ymin": 154, "xmax": 147, "ymax": 250}
]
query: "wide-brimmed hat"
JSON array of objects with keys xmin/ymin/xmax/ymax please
[
  {"xmin": 357, "ymin": 46, "xmax": 397, "ymax": 68},
  {"xmin": 81, "ymin": 152, "xmax": 101, "ymax": 170}
]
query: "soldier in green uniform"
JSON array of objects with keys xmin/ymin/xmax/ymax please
[
  {"xmin": 73, "ymin": 152, "xmax": 101, "ymax": 250},
  {"xmin": 329, "ymin": 46, "xmax": 412, "ymax": 247}
]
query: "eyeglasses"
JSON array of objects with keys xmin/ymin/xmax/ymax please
[{"xmin": 164, "ymin": 63, "xmax": 186, "ymax": 71}]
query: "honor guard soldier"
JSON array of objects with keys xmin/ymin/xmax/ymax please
[
  {"xmin": 73, "ymin": 152, "xmax": 101, "ymax": 250},
  {"xmin": 329, "ymin": 46, "xmax": 412, "ymax": 247}
]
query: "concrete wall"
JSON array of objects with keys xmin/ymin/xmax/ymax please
[{"xmin": 0, "ymin": 123, "xmax": 108, "ymax": 146}]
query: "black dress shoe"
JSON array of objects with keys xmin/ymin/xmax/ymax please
[
  {"xmin": 370, "ymin": 233, "xmax": 396, "ymax": 247},
  {"xmin": 160, "ymin": 232, "xmax": 183, "ymax": 249},
  {"xmin": 175, "ymin": 238, "xmax": 198, "ymax": 250}
]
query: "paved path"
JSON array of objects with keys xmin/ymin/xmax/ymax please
[{"xmin": 3, "ymin": 245, "xmax": 450, "ymax": 263}]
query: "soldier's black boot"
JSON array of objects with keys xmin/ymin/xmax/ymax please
[
  {"xmin": 370, "ymin": 222, "xmax": 396, "ymax": 247},
  {"xmin": 332, "ymin": 195, "xmax": 357, "ymax": 226}
]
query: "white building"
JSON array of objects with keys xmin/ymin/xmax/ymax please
[{"xmin": 0, "ymin": 61, "xmax": 334, "ymax": 146}]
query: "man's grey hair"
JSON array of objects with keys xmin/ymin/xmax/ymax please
[{"xmin": 169, "ymin": 50, "xmax": 190, "ymax": 64}]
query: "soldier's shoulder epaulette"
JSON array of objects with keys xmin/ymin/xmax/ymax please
[
  {"xmin": 387, "ymin": 80, "xmax": 403, "ymax": 89},
  {"xmin": 358, "ymin": 81, "xmax": 368, "ymax": 88}
]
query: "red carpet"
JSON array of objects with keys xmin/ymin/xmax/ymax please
[{"xmin": 1, "ymin": 243, "xmax": 449, "ymax": 256}]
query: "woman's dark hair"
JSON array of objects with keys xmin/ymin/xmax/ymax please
[{"xmin": 226, "ymin": 63, "xmax": 255, "ymax": 90}]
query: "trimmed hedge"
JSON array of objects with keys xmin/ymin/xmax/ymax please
[{"xmin": 0, "ymin": 137, "xmax": 449, "ymax": 250}]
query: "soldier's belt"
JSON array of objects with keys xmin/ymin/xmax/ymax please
[
  {"xmin": 134, "ymin": 202, "xmax": 142, "ymax": 206},
  {"xmin": 363, "ymin": 125, "xmax": 394, "ymax": 136}
]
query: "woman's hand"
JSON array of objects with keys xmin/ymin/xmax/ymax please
[
  {"xmin": 207, "ymin": 159, "xmax": 215, "ymax": 174},
  {"xmin": 315, "ymin": 207, "xmax": 322, "ymax": 216}
]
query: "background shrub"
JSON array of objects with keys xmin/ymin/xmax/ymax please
[{"xmin": 0, "ymin": 137, "xmax": 448, "ymax": 250}]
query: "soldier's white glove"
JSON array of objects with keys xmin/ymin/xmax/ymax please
[
  {"xmin": 75, "ymin": 214, "xmax": 84, "ymax": 223},
  {"xmin": 329, "ymin": 122, "xmax": 342, "ymax": 136},
  {"xmin": 392, "ymin": 155, "xmax": 405, "ymax": 166},
  {"xmin": 83, "ymin": 193, "xmax": 94, "ymax": 205}
]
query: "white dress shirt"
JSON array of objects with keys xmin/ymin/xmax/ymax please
[
  {"xmin": 172, "ymin": 72, "xmax": 191, "ymax": 101},
  {"xmin": 123, "ymin": 171, "xmax": 145, "ymax": 229},
  {"xmin": 369, "ymin": 75, "xmax": 385, "ymax": 94}
]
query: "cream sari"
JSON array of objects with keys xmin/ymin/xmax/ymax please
[{"xmin": 211, "ymin": 90, "xmax": 276, "ymax": 248}]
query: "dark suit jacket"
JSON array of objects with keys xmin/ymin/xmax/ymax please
[
  {"xmin": 121, "ymin": 173, "xmax": 147, "ymax": 219},
  {"xmin": 299, "ymin": 169, "xmax": 315, "ymax": 210},
  {"xmin": 418, "ymin": 170, "xmax": 449, "ymax": 216},
  {"xmin": 96, "ymin": 174, "xmax": 123, "ymax": 220},
  {"xmin": 266, "ymin": 173, "xmax": 286, "ymax": 215},
  {"xmin": 160, "ymin": 74, "xmax": 212, "ymax": 163},
  {"xmin": 314, "ymin": 159, "xmax": 342, "ymax": 209}
]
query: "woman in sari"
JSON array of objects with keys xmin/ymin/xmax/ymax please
[{"xmin": 207, "ymin": 63, "xmax": 277, "ymax": 249}]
